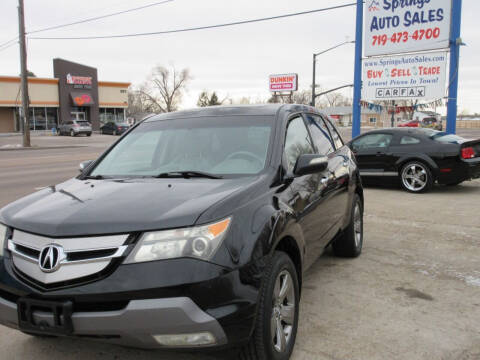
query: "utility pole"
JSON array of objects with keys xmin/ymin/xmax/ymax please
[
  {"xmin": 18, "ymin": 0, "xmax": 30, "ymax": 147},
  {"xmin": 446, "ymin": 0, "xmax": 463, "ymax": 135},
  {"xmin": 352, "ymin": 0, "xmax": 363, "ymax": 138},
  {"xmin": 311, "ymin": 54, "xmax": 316, "ymax": 106}
]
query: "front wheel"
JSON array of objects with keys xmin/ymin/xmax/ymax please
[
  {"xmin": 332, "ymin": 194, "xmax": 363, "ymax": 258},
  {"xmin": 239, "ymin": 251, "xmax": 299, "ymax": 360},
  {"xmin": 400, "ymin": 161, "xmax": 433, "ymax": 193}
]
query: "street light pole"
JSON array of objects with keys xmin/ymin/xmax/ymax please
[
  {"xmin": 311, "ymin": 40, "xmax": 355, "ymax": 107},
  {"xmin": 18, "ymin": 0, "xmax": 30, "ymax": 147},
  {"xmin": 311, "ymin": 54, "xmax": 316, "ymax": 106}
]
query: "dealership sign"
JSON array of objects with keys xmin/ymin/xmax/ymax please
[
  {"xmin": 269, "ymin": 74, "xmax": 298, "ymax": 92},
  {"xmin": 364, "ymin": 0, "xmax": 452, "ymax": 57},
  {"xmin": 362, "ymin": 51, "xmax": 447, "ymax": 100}
]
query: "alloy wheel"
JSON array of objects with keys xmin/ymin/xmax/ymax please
[
  {"xmin": 402, "ymin": 163, "xmax": 428, "ymax": 192},
  {"xmin": 353, "ymin": 202, "xmax": 362, "ymax": 248},
  {"xmin": 271, "ymin": 269, "xmax": 295, "ymax": 353}
]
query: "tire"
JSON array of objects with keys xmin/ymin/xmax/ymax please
[
  {"xmin": 70, "ymin": 129, "xmax": 75, "ymax": 137},
  {"xmin": 56, "ymin": 128, "xmax": 61, "ymax": 136},
  {"xmin": 113, "ymin": 129, "xmax": 117, "ymax": 136},
  {"xmin": 87, "ymin": 132, "xmax": 92, "ymax": 137},
  {"xmin": 238, "ymin": 251, "xmax": 299, "ymax": 360},
  {"xmin": 332, "ymin": 194, "xmax": 363, "ymax": 258},
  {"xmin": 400, "ymin": 161, "xmax": 433, "ymax": 193}
]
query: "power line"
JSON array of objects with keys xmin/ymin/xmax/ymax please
[
  {"xmin": 0, "ymin": 36, "xmax": 19, "ymax": 48},
  {"xmin": 0, "ymin": 41, "xmax": 18, "ymax": 52},
  {"xmin": 30, "ymin": 3, "xmax": 356, "ymax": 40},
  {"xmin": 27, "ymin": 0, "xmax": 175, "ymax": 35}
]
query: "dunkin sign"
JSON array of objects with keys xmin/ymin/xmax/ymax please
[{"xmin": 269, "ymin": 74, "xmax": 298, "ymax": 92}]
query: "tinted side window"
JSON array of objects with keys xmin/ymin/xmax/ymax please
[
  {"xmin": 352, "ymin": 134, "xmax": 393, "ymax": 151},
  {"xmin": 324, "ymin": 117, "xmax": 344, "ymax": 149},
  {"xmin": 400, "ymin": 136, "xmax": 421, "ymax": 145},
  {"xmin": 304, "ymin": 114, "xmax": 334, "ymax": 156},
  {"xmin": 284, "ymin": 117, "xmax": 314, "ymax": 172}
]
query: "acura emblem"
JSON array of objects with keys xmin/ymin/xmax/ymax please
[{"xmin": 38, "ymin": 244, "xmax": 64, "ymax": 273}]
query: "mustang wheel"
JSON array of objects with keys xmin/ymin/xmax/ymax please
[
  {"xmin": 333, "ymin": 194, "xmax": 363, "ymax": 258},
  {"xmin": 239, "ymin": 251, "xmax": 299, "ymax": 360},
  {"xmin": 400, "ymin": 161, "xmax": 433, "ymax": 193}
]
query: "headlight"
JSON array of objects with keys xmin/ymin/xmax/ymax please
[
  {"xmin": 124, "ymin": 217, "xmax": 231, "ymax": 263},
  {"xmin": 0, "ymin": 223, "xmax": 7, "ymax": 257}
]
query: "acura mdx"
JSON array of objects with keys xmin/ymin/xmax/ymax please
[{"xmin": 0, "ymin": 104, "xmax": 364, "ymax": 359}]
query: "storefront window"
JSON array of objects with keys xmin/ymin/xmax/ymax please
[
  {"xmin": 99, "ymin": 108, "xmax": 126, "ymax": 124},
  {"xmin": 35, "ymin": 108, "xmax": 47, "ymax": 130},
  {"xmin": 25, "ymin": 107, "xmax": 59, "ymax": 131},
  {"xmin": 28, "ymin": 108, "xmax": 35, "ymax": 130},
  {"xmin": 116, "ymin": 108, "xmax": 125, "ymax": 122},
  {"xmin": 46, "ymin": 108, "xmax": 58, "ymax": 130}
]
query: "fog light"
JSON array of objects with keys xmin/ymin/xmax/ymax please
[{"xmin": 153, "ymin": 332, "xmax": 216, "ymax": 346}]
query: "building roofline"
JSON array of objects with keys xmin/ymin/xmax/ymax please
[{"xmin": 0, "ymin": 75, "xmax": 130, "ymax": 87}]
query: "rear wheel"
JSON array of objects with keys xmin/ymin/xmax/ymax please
[
  {"xmin": 332, "ymin": 194, "xmax": 363, "ymax": 258},
  {"xmin": 87, "ymin": 132, "xmax": 92, "ymax": 137},
  {"xmin": 239, "ymin": 251, "xmax": 299, "ymax": 360},
  {"xmin": 400, "ymin": 161, "xmax": 433, "ymax": 193},
  {"xmin": 70, "ymin": 129, "xmax": 75, "ymax": 137}
]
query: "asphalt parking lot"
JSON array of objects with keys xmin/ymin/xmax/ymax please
[{"xmin": 0, "ymin": 132, "xmax": 479, "ymax": 360}]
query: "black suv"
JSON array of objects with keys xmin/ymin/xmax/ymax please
[{"xmin": 0, "ymin": 105, "xmax": 363, "ymax": 359}]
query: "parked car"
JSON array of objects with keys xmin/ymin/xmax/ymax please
[
  {"xmin": 0, "ymin": 105, "xmax": 363, "ymax": 359},
  {"xmin": 421, "ymin": 117, "xmax": 443, "ymax": 131},
  {"xmin": 100, "ymin": 122, "xmax": 130, "ymax": 135},
  {"xmin": 398, "ymin": 120, "xmax": 420, "ymax": 128},
  {"xmin": 57, "ymin": 120, "xmax": 92, "ymax": 137},
  {"xmin": 348, "ymin": 128, "xmax": 480, "ymax": 193},
  {"xmin": 397, "ymin": 118, "xmax": 442, "ymax": 130}
]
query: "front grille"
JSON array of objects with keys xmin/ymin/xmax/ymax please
[
  {"xmin": 67, "ymin": 248, "xmax": 118, "ymax": 262},
  {"xmin": 8, "ymin": 230, "xmax": 132, "ymax": 288},
  {"xmin": 15, "ymin": 244, "xmax": 40, "ymax": 260}
]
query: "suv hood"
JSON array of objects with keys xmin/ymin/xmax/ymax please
[{"xmin": 0, "ymin": 177, "xmax": 255, "ymax": 237}]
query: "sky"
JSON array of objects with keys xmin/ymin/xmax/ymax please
[{"xmin": 0, "ymin": 0, "xmax": 478, "ymax": 114}]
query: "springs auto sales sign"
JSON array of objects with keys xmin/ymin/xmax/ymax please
[{"xmin": 364, "ymin": 0, "xmax": 452, "ymax": 57}]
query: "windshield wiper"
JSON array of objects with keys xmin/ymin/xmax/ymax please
[{"xmin": 155, "ymin": 171, "xmax": 223, "ymax": 179}]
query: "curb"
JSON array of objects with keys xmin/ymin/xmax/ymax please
[{"xmin": 0, "ymin": 145, "xmax": 87, "ymax": 152}]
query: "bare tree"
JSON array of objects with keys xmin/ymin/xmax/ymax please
[{"xmin": 137, "ymin": 65, "xmax": 192, "ymax": 113}]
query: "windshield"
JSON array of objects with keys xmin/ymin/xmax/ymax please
[
  {"xmin": 90, "ymin": 115, "xmax": 274, "ymax": 177},
  {"xmin": 420, "ymin": 129, "xmax": 466, "ymax": 144}
]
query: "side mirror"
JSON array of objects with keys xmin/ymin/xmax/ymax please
[
  {"xmin": 293, "ymin": 154, "xmax": 328, "ymax": 177},
  {"xmin": 79, "ymin": 160, "xmax": 93, "ymax": 172}
]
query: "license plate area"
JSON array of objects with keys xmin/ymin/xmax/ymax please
[{"xmin": 17, "ymin": 298, "xmax": 73, "ymax": 335}]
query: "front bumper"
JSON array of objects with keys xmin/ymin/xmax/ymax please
[
  {"xmin": 0, "ymin": 256, "xmax": 260, "ymax": 349},
  {"xmin": 0, "ymin": 296, "xmax": 227, "ymax": 349}
]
